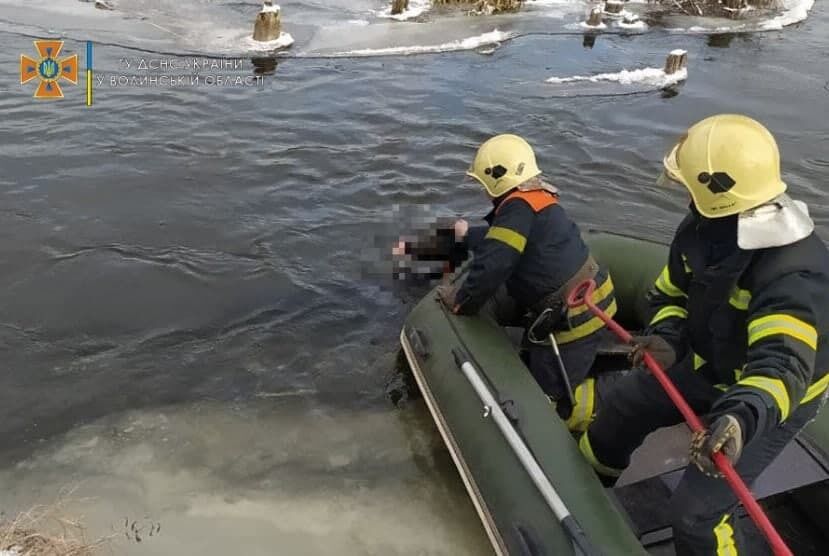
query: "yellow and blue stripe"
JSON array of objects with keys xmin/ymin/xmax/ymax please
[{"xmin": 86, "ymin": 41, "xmax": 93, "ymax": 106}]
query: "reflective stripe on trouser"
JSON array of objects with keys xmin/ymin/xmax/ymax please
[
  {"xmin": 566, "ymin": 378, "xmax": 596, "ymax": 433},
  {"xmin": 555, "ymin": 271, "xmax": 617, "ymax": 345},
  {"xmin": 583, "ymin": 355, "xmax": 825, "ymax": 555},
  {"xmin": 713, "ymin": 514, "xmax": 737, "ymax": 556},
  {"xmin": 583, "ymin": 356, "xmax": 720, "ymax": 476},
  {"xmin": 565, "ymin": 370, "xmax": 630, "ymax": 433},
  {"xmin": 527, "ymin": 330, "xmax": 603, "ymax": 407},
  {"xmin": 579, "ymin": 430, "xmax": 623, "ymax": 482},
  {"xmin": 671, "ymin": 399, "xmax": 822, "ymax": 555}
]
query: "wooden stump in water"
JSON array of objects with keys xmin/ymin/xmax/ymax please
[
  {"xmin": 604, "ymin": 0, "xmax": 624, "ymax": 14},
  {"xmin": 253, "ymin": 0, "xmax": 282, "ymax": 42},
  {"xmin": 586, "ymin": 6, "xmax": 603, "ymax": 27},
  {"xmin": 664, "ymin": 50, "xmax": 688, "ymax": 75},
  {"xmin": 391, "ymin": 0, "xmax": 409, "ymax": 15}
]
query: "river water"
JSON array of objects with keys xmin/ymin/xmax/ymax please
[{"xmin": 0, "ymin": 0, "xmax": 826, "ymax": 554}]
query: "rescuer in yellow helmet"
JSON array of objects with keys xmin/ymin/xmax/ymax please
[
  {"xmin": 435, "ymin": 134, "xmax": 620, "ymax": 432},
  {"xmin": 580, "ymin": 114, "xmax": 829, "ymax": 555}
]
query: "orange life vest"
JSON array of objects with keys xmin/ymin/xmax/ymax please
[{"xmin": 495, "ymin": 189, "xmax": 558, "ymax": 215}]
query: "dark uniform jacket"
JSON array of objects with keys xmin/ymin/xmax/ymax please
[
  {"xmin": 454, "ymin": 189, "xmax": 615, "ymax": 344},
  {"xmin": 646, "ymin": 210, "xmax": 829, "ymax": 442}
]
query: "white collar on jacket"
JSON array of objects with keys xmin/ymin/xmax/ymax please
[{"xmin": 738, "ymin": 194, "xmax": 814, "ymax": 249}]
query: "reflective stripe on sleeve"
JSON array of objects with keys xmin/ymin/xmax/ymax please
[
  {"xmin": 747, "ymin": 313, "xmax": 818, "ymax": 351},
  {"xmin": 728, "ymin": 287, "xmax": 751, "ymax": 311},
  {"xmin": 737, "ymin": 375, "xmax": 791, "ymax": 421},
  {"xmin": 485, "ymin": 226, "xmax": 527, "ymax": 253},
  {"xmin": 803, "ymin": 374, "xmax": 829, "ymax": 404},
  {"xmin": 654, "ymin": 265, "xmax": 687, "ymax": 298},
  {"xmin": 650, "ymin": 305, "xmax": 688, "ymax": 326}
]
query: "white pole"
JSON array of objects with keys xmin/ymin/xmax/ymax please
[{"xmin": 459, "ymin": 360, "xmax": 572, "ymax": 521}]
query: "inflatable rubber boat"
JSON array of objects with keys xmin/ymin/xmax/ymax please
[{"xmin": 399, "ymin": 230, "xmax": 829, "ymax": 555}]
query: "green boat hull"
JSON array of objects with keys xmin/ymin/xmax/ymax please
[{"xmin": 400, "ymin": 230, "xmax": 829, "ymax": 555}]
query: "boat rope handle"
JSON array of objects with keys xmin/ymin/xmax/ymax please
[{"xmin": 566, "ymin": 279, "xmax": 793, "ymax": 556}]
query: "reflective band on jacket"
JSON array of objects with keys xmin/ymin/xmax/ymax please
[
  {"xmin": 556, "ymin": 299, "xmax": 618, "ymax": 345},
  {"xmin": 568, "ymin": 276, "xmax": 615, "ymax": 317},
  {"xmin": 681, "ymin": 254, "xmax": 692, "ymax": 274},
  {"xmin": 578, "ymin": 433, "xmax": 623, "ymax": 478},
  {"xmin": 485, "ymin": 226, "xmax": 527, "ymax": 253},
  {"xmin": 655, "ymin": 265, "xmax": 687, "ymax": 298},
  {"xmin": 738, "ymin": 376, "xmax": 791, "ymax": 421},
  {"xmin": 728, "ymin": 287, "xmax": 751, "ymax": 311},
  {"xmin": 747, "ymin": 313, "xmax": 818, "ymax": 351},
  {"xmin": 554, "ymin": 273, "xmax": 616, "ymax": 345},
  {"xmin": 803, "ymin": 374, "xmax": 829, "ymax": 404},
  {"xmin": 693, "ymin": 353, "xmax": 706, "ymax": 371},
  {"xmin": 566, "ymin": 378, "xmax": 595, "ymax": 433},
  {"xmin": 650, "ymin": 305, "xmax": 688, "ymax": 326},
  {"xmin": 714, "ymin": 514, "xmax": 738, "ymax": 556}
]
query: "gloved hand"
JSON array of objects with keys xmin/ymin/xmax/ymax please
[
  {"xmin": 689, "ymin": 414, "xmax": 744, "ymax": 478},
  {"xmin": 628, "ymin": 335, "xmax": 676, "ymax": 369},
  {"xmin": 436, "ymin": 284, "xmax": 459, "ymax": 313}
]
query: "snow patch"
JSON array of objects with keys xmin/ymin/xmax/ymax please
[
  {"xmin": 245, "ymin": 31, "xmax": 294, "ymax": 51},
  {"xmin": 759, "ymin": 0, "xmax": 814, "ymax": 29},
  {"xmin": 576, "ymin": 21, "xmax": 607, "ymax": 30},
  {"xmin": 1, "ymin": 550, "xmax": 21, "ymax": 556},
  {"xmin": 260, "ymin": 2, "xmax": 280, "ymax": 14},
  {"xmin": 673, "ymin": 0, "xmax": 813, "ymax": 33},
  {"xmin": 335, "ymin": 29, "xmax": 512, "ymax": 57},
  {"xmin": 618, "ymin": 18, "xmax": 647, "ymax": 30},
  {"xmin": 685, "ymin": 25, "xmax": 733, "ymax": 33},
  {"xmin": 376, "ymin": 0, "xmax": 431, "ymax": 21},
  {"xmin": 547, "ymin": 67, "xmax": 688, "ymax": 88},
  {"xmin": 525, "ymin": 0, "xmax": 577, "ymax": 5}
]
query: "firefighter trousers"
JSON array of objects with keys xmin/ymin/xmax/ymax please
[
  {"xmin": 480, "ymin": 286, "xmax": 618, "ymax": 429},
  {"xmin": 580, "ymin": 356, "xmax": 825, "ymax": 555}
]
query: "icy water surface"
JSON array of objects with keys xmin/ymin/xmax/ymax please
[{"xmin": 0, "ymin": 0, "xmax": 827, "ymax": 554}]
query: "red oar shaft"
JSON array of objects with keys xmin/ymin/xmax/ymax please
[{"xmin": 568, "ymin": 280, "xmax": 793, "ymax": 556}]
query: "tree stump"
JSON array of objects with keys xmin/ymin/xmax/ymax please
[
  {"xmin": 664, "ymin": 49, "xmax": 688, "ymax": 75},
  {"xmin": 391, "ymin": 0, "xmax": 409, "ymax": 15},
  {"xmin": 604, "ymin": 0, "xmax": 624, "ymax": 14},
  {"xmin": 586, "ymin": 6, "xmax": 603, "ymax": 26},
  {"xmin": 253, "ymin": 1, "xmax": 282, "ymax": 42}
]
